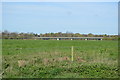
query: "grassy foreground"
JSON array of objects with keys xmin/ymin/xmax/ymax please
[{"xmin": 2, "ymin": 39, "xmax": 118, "ymax": 78}]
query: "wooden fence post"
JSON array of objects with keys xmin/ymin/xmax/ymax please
[{"xmin": 71, "ymin": 46, "xmax": 74, "ymax": 61}]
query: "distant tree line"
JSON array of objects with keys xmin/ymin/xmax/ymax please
[{"xmin": 0, "ymin": 30, "xmax": 118, "ymax": 40}]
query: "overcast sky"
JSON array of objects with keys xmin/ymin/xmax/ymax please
[{"xmin": 2, "ymin": 2, "xmax": 118, "ymax": 35}]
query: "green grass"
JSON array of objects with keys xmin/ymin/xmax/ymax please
[{"xmin": 2, "ymin": 39, "xmax": 118, "ymax": 78}]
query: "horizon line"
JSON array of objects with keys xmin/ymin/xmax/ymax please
[{"xmin": 1, "ymin": 30, "xmax": 118, "ymax": 35}]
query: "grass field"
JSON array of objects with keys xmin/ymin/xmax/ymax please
[{"xmin": 2, "ymin": 39, "xmax": 118, "ymax": 78}]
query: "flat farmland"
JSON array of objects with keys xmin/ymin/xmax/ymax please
[{"xmin": 2, "ymin": 40, "xmax": 118, "ymax": 78}]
